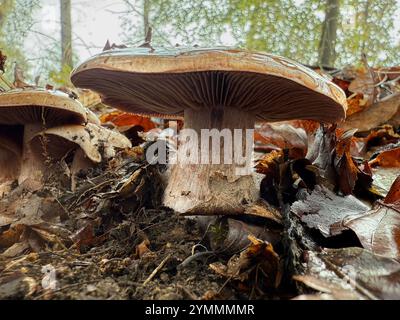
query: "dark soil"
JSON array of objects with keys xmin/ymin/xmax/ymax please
[{"xmin": 0, "ymin": 150, "xmax": 261, "ymax": 300}]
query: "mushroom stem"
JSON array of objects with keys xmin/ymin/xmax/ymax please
[
  {"xmin": 163, "ymin": 107, "xmax": 259, "ymax": 215},
  {"xmin": 18, "ymin": 123, "xmax": 46, "ymax": 186}
]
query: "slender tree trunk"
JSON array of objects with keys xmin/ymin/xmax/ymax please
[
  {"xmin": 318, "ymin": 0, "xmax": 340, "ymax": 67},
  {"xmin": 60, "ymin": 0, "xmax": 73, "ymax": 69},
  {"xmin": 360, "ymin": 0, "xmax": 370, "ymax": 55},
  {"xmin": 143, "ymin": 0, "xmax": 150, "ymax": 39}
]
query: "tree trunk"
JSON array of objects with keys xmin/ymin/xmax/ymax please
[
  {"xmin": 143, "ymin": 0, "xmax": 150, "ymax": 39},
  {"xmin": 318, "ymin": 0, "xmax": 340, "ymax": 67},
  {"xmin": 360, "ymin": 0, "xmax": 370, "ymax": 55},
  {"xmin": 60, "ymin": 0, "xmax": 73, "ymax": 69}
]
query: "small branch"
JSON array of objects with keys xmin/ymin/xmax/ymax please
[{"xmin": 143, "ymin": 253, "xmax": 172, "ymax": 286}]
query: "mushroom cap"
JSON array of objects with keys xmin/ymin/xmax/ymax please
[
  {"xmin": 71, "ymin": 47, "xmax": 347, "ymax": 123},
  {"xmin": 29, "ymin": 123, "xmax": 132, "ymax": 163},
  {"xmin": 0, "ymin": 88, "xmax": 87, "ymax": 126}
]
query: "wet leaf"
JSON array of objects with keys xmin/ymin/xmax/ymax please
[
  {"xmin": 291, "ymin": 185, "xmax": 370, "ymax": 237},
  {"xmin": 344, "ymin": 177, "xmax": 400, "ymax": 259},
  {"xmin": 294, "ymin": 248, "xmax": 400, "ymax": 300}
]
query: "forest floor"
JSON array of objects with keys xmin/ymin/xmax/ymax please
[{"xmin": 0, "ymin": 148, "xmax": 291, "ymax": 300}]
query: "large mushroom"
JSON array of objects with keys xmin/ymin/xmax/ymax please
[
  {"xmin": 71, "ymin": 47, "xmax": 347, "ymax": 215},
  {"xmin": 0, "ymin": 88, "xmax": 87, "ymax": 185}
]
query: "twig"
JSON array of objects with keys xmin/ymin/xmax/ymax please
[
  {"xmin": 143, "ymin": 253, "xmax": 172, "ymax": 286},
  {"xmin": 177, "ymin": 251, "xmax": 214, "ymax": 270}
]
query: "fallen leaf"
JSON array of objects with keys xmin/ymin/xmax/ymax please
[
  {"xmin": 255, "ymin": 150, "xmax": 282, "ymax": 176},
  {"xmin": 306, "ymin": 125, "xmax": 336, "ymax": 185},
  {"xmin": 255, "ymin": 123, "xmax": 308, "ymax": 157},
  {"xmin": 348, "ymin": 67, "xmax": 375, "ymax": 106},
  {"xmin": 294, "ymin": 248, "xmax": 400, "ymax": 300},
  {"xmin": 209, "ymin": 236, "xmax": 281, "ymax": 293},
  {"xmin": 370, "ymin": 147, "xmax": 400, "ymax": 168},
  {"xmin": 371, "ymin": 167, "xmax": 400, "ymax": 197},
  {"xmin": 291, "ymin": 185, "xmax": 370, "ymax": 237},
  {"xmin": 70, "ymin": 222, "xmax": 107, "ymax": 252},
  {"xmin": 100, "ymin": 112, "xmax": 156, "ymax": 132},
  {"xmin": 334, "ymin": 129, "xmax": 360, "ymax": 195},
  {"xmin": 340, "ymin": 93, "xmax": 400, "ymax": 132},
  {"xmin": 135, "ymin": 238, "xmax": 151, "ymax": 259},
  {"xmin": 344, "ymin": 177, "xmax": 400, "ymax": 259},
  {"xmin": 346, "ymin": 93, "xmax": 368, "ymax": 116},
  {"xmin": 207, "ymin": 217, "xmax": 282, "ymax": 255}
]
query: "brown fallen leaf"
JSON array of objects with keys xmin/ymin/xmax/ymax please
[
  {"xmin": 370, "ymin": 147, "xmax": 400, "ymax": 168},
  {"xmin": 135, "ymin": 238, "xmax": 151, "ymax": 259},
  {"xmin": 346, "ymin": 93, "xmax": 368, "ymax": 116},
  {"xmin": 100, "ymin": 111, "xmax": 157, "ymax": 132},
  {"xmin": 340, "ymin": 93, "xmax": 400, "ymax": 132},
  {"xmin": 207, "ymin": 217, "xmax": 282, "ymax": 255},
  {"xmin": 348, "ymin": 66, "xmax": 376, "ymax": 106},
  {"xmin": 291, "ymin": 185, "xmax": 370, "ymax": 237},
  {"xmin": 209, "ymin": 236, "xmax": 281, "ymax": 293},
  {"xmin": 255, "ymin": 150, "xmax": 282, "ymax": 176},
  {"xmin": 334, "ymin": 129, "xmax": 360, "ymax": 195},
  {"xmin": 344, "ymin": 176, "xmax": 400, "ymax": 259},
  {"xmin": 70, "ymin": 221, "xmax": 107, "ymax": 252}
]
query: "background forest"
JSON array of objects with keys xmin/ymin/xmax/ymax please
[{"xmin": 0, "ymin": 0, "xmax": 399, "ymax": 85}]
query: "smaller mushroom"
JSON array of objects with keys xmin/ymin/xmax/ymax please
[
  {"xmin": 28, "ymin": 123, "xmax": 132, "ymax": 190},
  {"xmin": 0, "ymin": 88, "xmax": 87, "ymax": 186}
]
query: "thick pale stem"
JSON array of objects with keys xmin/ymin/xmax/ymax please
[
  {"xmin": 163, "ymin": 107, "xmax": 259, "ymax": 215},
  {"xmin": 18, "ymin": 124, "xmax": 46, "ymax": 187}
]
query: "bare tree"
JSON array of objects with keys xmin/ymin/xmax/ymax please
[
  {"xmin": 143, "ymin": 0, "xmax": 150, "ymax": 38},
  {"xmin": 60, "ymin": 0, "xmax": 72, "ymax": 69},
  {"xmin": 318, "ymin": 0, "xmax": 340, "ymax": 67}
]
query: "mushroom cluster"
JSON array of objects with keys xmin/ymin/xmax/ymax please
[
  {"xmin": 71, "ymin": 47, "xmax": 347, "ymax": 215},
  {"xmin": 0, "ymin": 87, "xmax": 131, "ymax": 192}
]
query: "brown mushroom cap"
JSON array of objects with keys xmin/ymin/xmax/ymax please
[
  {"xmin": 71, "ymin": 47, "xmax": 347, "ymax": 123},
  {"xmin": 28, "ymin": 123, "xmax": 132, "ymax": 163},
  {"xmin": 0, "ymin": 88, "xmax": 87, "ymax": 126}
]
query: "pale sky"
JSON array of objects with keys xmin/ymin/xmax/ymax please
[{"xmin": 24, "ymin": 0, "xmax": 400, "ymax": 78}]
